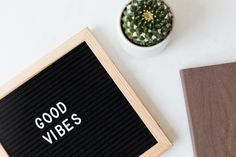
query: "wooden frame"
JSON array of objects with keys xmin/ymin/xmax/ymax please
[
  {"xmin": 0, "ymin": 144, "xmax": 8, "ymax": 157},
  {"xmin": 0, "ymin": 27, "xmax": 171, "ymax": 157}
]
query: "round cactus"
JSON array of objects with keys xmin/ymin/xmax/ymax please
[{"xmin": 121, "ymin": 0, "xmax": 173, "ymax": 47}]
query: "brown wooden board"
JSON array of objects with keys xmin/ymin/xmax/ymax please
[
  {"xmin": 0, "ymin": 28, "xmax": 171, "ymax": 157},
  {"xmin": 180, "ymin": 62, "xmax": 236, "ymax": 157}
]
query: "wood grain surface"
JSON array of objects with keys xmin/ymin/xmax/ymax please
[{"xmin": 180, "ymin": 62, "xmax": 236, "ymax": 157}]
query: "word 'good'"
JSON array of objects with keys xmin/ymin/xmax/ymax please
[{"xmin": 35, "ymin": 102, "xmax": 82, "ymax": 144}]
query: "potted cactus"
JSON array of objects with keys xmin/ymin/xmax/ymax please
[{"xmin": 118, "ymin": 0, "xmax": 173, "ymax": 56}]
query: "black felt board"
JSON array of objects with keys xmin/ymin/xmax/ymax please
[{"xmin": 0, "ymin": 42, "xmax": 157, "ymax": 157}]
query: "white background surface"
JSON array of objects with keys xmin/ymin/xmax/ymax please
[{"xmin": 1, "ymin": 0, "xmax": 236, "ymax": 156}]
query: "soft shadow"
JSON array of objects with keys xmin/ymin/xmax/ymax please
[{"xmin": 166, "ymin": 0, "xmax": 206, "ymax": 48}]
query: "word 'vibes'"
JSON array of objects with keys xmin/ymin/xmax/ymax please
[{"xmin": 35, "ymin": 102, "xmax": 82, "ymax": 144}]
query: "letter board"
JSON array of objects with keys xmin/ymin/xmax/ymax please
[{"xmin": 0, "ymin": 28, "xmax": 171, "ymax": 157}]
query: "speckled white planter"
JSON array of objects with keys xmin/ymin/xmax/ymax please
[{"xmin": 117, "ymin": 1, "xmax": 174, "ymax": 57}]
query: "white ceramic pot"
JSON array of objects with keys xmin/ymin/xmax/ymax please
[{"xmin": 117, "ymin": 1, "xmax": 174, "ymax": 57}]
